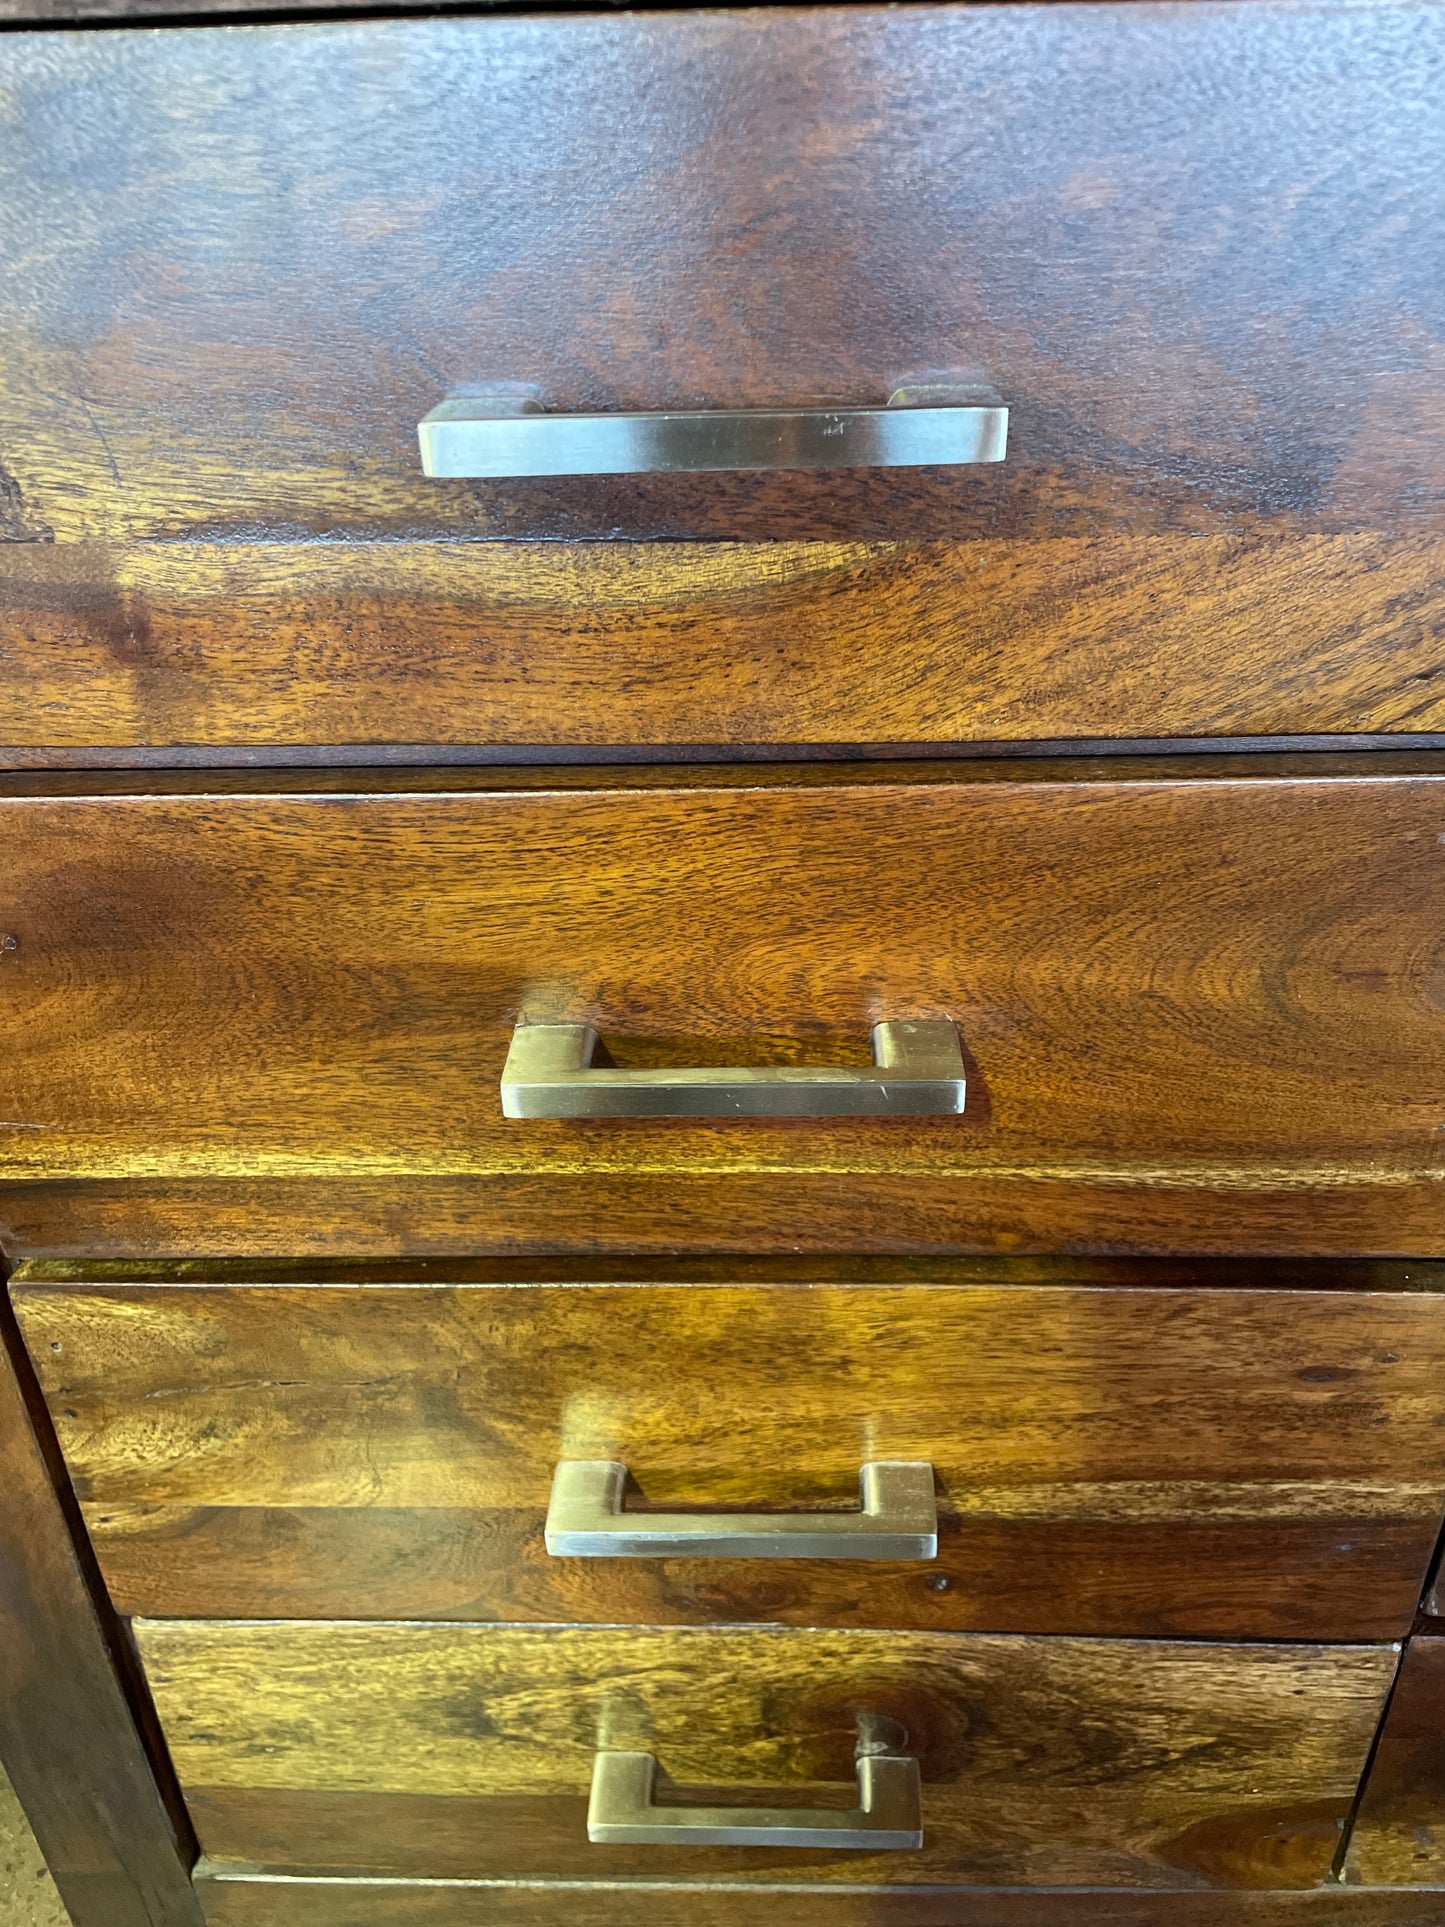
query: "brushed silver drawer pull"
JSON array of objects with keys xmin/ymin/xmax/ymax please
[
  {"xmin": 418, "ymin": 381, "xmax": 1006, "ymax": 479},
  {"xmin": 501, "ymin": 1019, "xmax": 966, "ymax": 1120},
  {"xmin": 546, "ymin": 1459, "xmax": 938, "ymax": 1560},
  {"xmin": 588, "ymin": 1738, "xmax": 923, "ymax": 1850}
]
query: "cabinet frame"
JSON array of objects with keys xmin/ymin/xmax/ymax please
[{"xmin": 0, "ymin": 1270, "xmax": 202, "ymax": 1927}]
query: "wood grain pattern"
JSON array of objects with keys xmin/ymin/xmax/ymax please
[
  {"xmin": 190, "ymin": 1875, "xmax": 1445, "ymax": 1927},
  {"xmin": 0, "ymin": 1292, "xmax": 203, "ymax": 1927},
  {"xmin": 134, "ymin": 1621, "xmax": 1400, "ymax": 1889},
  {"xmin": 64, "ymin": 1506, "xmax": 1442, "ymax": 1644},
  {"xmin": 1, "ymin": 4, "xmax": 1444, "ymax": 745},
  {"xmin": 2, "ymin": 760, "xmax": 1444, "ymax": 1253},
  {"xmin": 1343, "ymin": 1637, "xmax": 1445, "ymax": 1887},
  {"xmin": 13, "ymin": 1170, "xmax": 1445, "ymax": 1262},
  {"xmin": 15, "ymin": 1270, "xmax": 1445, "ymax": 1639},
  {"xmin": 3, "ymin": 4, "xmax": 1438, "ymax": 542},
  {"xmin": 6, "ymin": 534, "xmax": 1445, "ymax": 749}
]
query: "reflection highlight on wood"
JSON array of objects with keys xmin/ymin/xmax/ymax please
[
  {"xmin": 15, "ymin": 1268, "xmax": 1445, "ymax": 1637},
  {"xmin": 2, "ymin": 7, "xmax": 1441, "ymax": 544},
  {"xmin": 2, "ymin": 3, "xmax": 1444, "ymax": 741},
  {"xmin": 134, "ymin": 1621, "xmax": 1398, "ymax": 1890}
]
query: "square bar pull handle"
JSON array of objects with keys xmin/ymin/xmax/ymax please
[
  {"xmin": 419, "ymin": 382, "xmax": 1006, "ymax": 479},
  {"xmin": 588, "ymin": 1745, "xmax": 923, "ymax": 1850},
  {"xmin": 546, "ymin": 1460, "xmax": 938, "ymax": 1561},
  {"xmin": 501, "ymin": 1019, "xmax": 967, "ymax": 1120}
]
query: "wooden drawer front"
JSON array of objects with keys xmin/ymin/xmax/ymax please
[
  {"xmin": 133, "ymin": 1621, "xmax": 1397, "ymax": 1889},
  {"xmin": 2, "ymin": 3, "xmax": 1444, "ymax": 750},
  {"xmin": 186, "ymin": 1878, "xmax": 1445, "ymax": 1927},
  {"xmin": 17, "ymin": 1272, "xmax": 1445, "ymax": 1641},
  {"xmin": 2, "ymin": 761, "xmax": 1445, "ymax": 1254}
]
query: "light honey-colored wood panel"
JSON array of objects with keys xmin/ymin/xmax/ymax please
[
  {"xmin": 5, "ymin": 534, "xmax": 1445, "ymax": 746},
  {"xmin": 1, "ymin": 765, "xmax": 1443, "ymax": 1261},
  {"xmin": 134, "ymin": 1621, "xmax": 1400, "ymax": 1889},
  {"xmin": 15, "ymin": 1275, "xmax": 1445, "ymax": 1637}
]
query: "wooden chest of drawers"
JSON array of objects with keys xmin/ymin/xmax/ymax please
[
  {"xmin": 18, "ymin": 1259, "xmax": 1445, "ymax": 1641},
  {"xmin": 1, "ymin": 4, "xmax": 1444, "ymax": 1927}
]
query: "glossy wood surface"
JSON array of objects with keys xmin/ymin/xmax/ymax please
[
  {"xmin": 0, "ymin": 1293, "xmax": 202, "ymax": 1927},
  {"xmin": 2, "ymin": 3, "xmax": 1444, "ymax": 745},
  {"xmin": 14, "ymin": 1170, "xmax": 1445, "ymax": 1261},
  {"xmin": 190, "ymin": 1875, "xmax": 1445, "ymax": 1927},
  {"xmin": 7, "ymin": 534, "xmax": 1445, "ymax": 749},
  {"xmin": 15, "ymin": 1265, "xmax": 1445, "ymax": 1639},
  {"xmin": 134, "ymin": 1621, "xmax": 1398, "ymax": 1888},
  {"xmin": 1342, "ymin": 1637, "xmax": 1445, "ymax": 1887},
  {"xmin": 2, "ymin": 760, "xmax": 1444, "ymax": 1254}
]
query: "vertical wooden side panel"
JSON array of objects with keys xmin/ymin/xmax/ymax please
[
  {"xmin": 1345, "ymin": 1638, "xmax": 1445, "ymax": 1887},
  {"xmin": 0, "ymin": 1288, "xmax": 203, "ymax": 1927}
]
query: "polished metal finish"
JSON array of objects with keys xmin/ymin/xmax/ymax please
[
  {"xmin": 546, "ymin": 1459, "xmax": 938, "ymax": 1560},
  {"xmin": 500, "ymin": 1018, "xmax": 967, "ymax": 1119},
  {"xmin": 588, "ymin": 1736, "xmax": 923, "ymax": 1850},
  {"xmin": 419, "ymin": 383, "xmax": 1006, "ymax": 478}
]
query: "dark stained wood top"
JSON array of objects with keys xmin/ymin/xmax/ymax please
[
  {"xmin": 1, "ymin": 2, "xmax": 1443, "ymax": 745},
  {"xmin": 4, "ymin": 3, "xmax": 1440, "ymax": 544}
]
